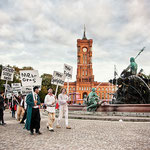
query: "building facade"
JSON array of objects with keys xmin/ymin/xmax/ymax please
[{"xmin": 64, "ymin": 29, "xmax": 115, "ymax": 104}]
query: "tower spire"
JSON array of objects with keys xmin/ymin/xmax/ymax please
[{"xmin": 82, "ymin": 24, "xmax": 87, "ymax": 40}]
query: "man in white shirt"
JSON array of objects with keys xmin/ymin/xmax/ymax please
[
  {"xmin": 56, "ymin": 88, "xmax": 71, "ymax": 129},
  {"xmin": 44, "ymin": 88, "xmax": 56, "ymax": 132}
]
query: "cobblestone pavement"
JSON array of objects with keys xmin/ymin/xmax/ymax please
[{"xmin": 0, "ymin": 110, "xmax": 150, "ymax": 150}]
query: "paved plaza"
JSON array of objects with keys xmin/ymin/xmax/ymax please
[{"xmin": 0, "ymin": 110, "xmax": 150, "ymax": 150}]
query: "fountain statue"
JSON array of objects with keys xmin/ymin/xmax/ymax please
[
  {"xmin": 85, "ymin": 88, "xmax": 100, "ymax": 112},
  {"xmin": 111, "ymin": 47, "xmax": 150, "ymax": 104}
]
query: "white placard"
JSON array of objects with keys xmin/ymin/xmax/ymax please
[
  {"xmin": 35, "ymin": 77, "xmax": 42, "ymax": 86},
  {"xmin": 20, "ymin": 70, "xmax": 39, "ymax": 87},
  {"xmin": 21, "ymin": 86, "xmax": 32, "ymax": 96},
  {"xmin": 51, "ymin": 71, "xmax": 66, "ymax": 86},
  {"xmin": 64, "ymin": 64, "xmax": 73, "ymax": 79},
  {"xmin": 1, "ymin": 66, "xmax": 14, "ymax": 81},
  {"xmin": 7, "ymin": 93, "xmax": 12, "ymax": 99},
  {"xmin": 11, "ymin": 83, "xmax": 22, "ymax": 92},
  {"xmin": 35, "ymin": 77, "xmax": 42, "ymax": 90},
  {"xmin": 11, "ymin": 83, "xmax": 21, "ymax": 88},
  {"xmin": 13, "ymin": 91, "xmax": 18, "ymax": 97}
]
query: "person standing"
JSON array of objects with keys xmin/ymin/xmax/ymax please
[
  {"xmin": 17, "ymin": 95, "xmax": 25, "ymax": 121},
  {"xmin": 44, "ymin": 88, "xmax": 56, "ymax": 132},
  {"xmin": 20, "ymin": 96, "xmax": 27, "ymax": 124},
  {"xmin": 56, "ymin": 88, "xmax": 71, "ymax": 129},
  {"xmin": 10, "ymin": 95, "xmax": 17, "ymax": 118},
  {"xmin": 25, "ymin": 86, "xmax": 41, "ymax": 135},
  {"xmin": 0, "ymin": 91, "xmax": 6, "ymax": 125}
]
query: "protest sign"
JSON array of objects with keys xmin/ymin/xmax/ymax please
[
  {"xmin": 1, "ymin": 66, "xmax": 14, "ymax": 81},
  {"xmin": 51, "ymin": 71, "xmax": 66, "ymax": 86},
  {"xmin": 20, "ymin": 70, "xmax": 39, "ymax": 87},
  {"xmin": 64, "ymin": 64, "xmax": 73, "ymax": 79},
  {"xmin": 6, "ymin": 93, "xmax": 12, "ymax": 99},
  {"xmin": 11, "ymin": 83, "xmax": 22, "ymax": 93},
  {"xmin": 1, "ymin": 66, "xmax": 14, "ymax": 95},
  {"xmin": 21, "ymin": 86, "xmax": 32, "ymax": 96},
  {"xmin": 13, "ymin": 91, "xmax": 18, "ymax": 97},
  {"xmin": 34, "ymin": 77, "xmax": 42, "ymax": 90},
  {"xmin": 51, "ymin": 71, "xmax": 66, "ymax": 96},
  {"xmin": 11, "ymin": 83, "xmax": 21, "ymax": 88},
  {"xmin": 64, "ymin": 64, "xmax": 73, "ymax": 94}
]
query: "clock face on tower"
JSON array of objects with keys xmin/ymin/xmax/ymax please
[{"xmin": 83, "ymin": 47, "xmax": 87, "ymax": 52}]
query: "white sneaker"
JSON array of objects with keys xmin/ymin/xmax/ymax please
[{"xmin": 49, "ymin": 128, "xmax": 54, "ymax": 132}]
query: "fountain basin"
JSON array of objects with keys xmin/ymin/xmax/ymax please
[{"xmin": 68, "ymin": 104, "xmax": 150, "ymax": 112}]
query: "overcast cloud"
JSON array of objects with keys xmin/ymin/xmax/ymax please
[{"xmin": 0, "ymin": 0, "xmax": 150, "ymax": 82}]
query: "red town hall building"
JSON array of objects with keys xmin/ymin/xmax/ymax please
[{"xmin": 64, "ymin": 29, "xmax": 115, "ymax": 104}]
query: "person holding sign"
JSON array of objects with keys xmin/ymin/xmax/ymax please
[
  {"xmin": 44, "ymin": 88, "xmax": 56, "ymax": 132},
  {"xmin": 25, "ymin": 86, "xmax": 41, "ymax": 135},
  {"xmin": 56, "ymin": 88, "xmax": 71, "ymax": 129}
]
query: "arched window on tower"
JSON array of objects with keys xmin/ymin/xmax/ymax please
[
  {"xmin": 83, "ymin": 55, "xmax": 87, "ymax": 64},
  {"xmin": 106, "ymin": 93, "xmax": 107, "ymax": 99},
  {"xmin": 78, "ymin": 56, "xmax": 80, "ymax": 63},
  {"xmin": 78, "ymin": 47, "xmax": 80, "ymax": 52},
  {"xmin": 83, "ymin": 55, "xmax": 84, "ymax": 64},
  {"xmin": 86, "ymin": 71, "xmax": 87, "ymax": 76},
  {"xmin": 90, "ymin": 57, "xmax": 92, "ymax": 63},
  {"xmin": 83, "ymin": 70, "xmax": 84, "ymax": 76},
  {"xmin": 102, "ymin": 93, "xmax": 104, "ymax": 99},
  {"xmin": 85, "ymin": 55, "xmax": 87, "ymax": 64}
]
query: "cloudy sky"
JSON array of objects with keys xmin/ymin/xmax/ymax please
[{"xmin": 0, "ymin": 0, "xmax": 150, "ymax": 82}]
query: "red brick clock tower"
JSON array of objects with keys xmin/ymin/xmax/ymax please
[
  {"xmin": 76, "ymin": 27, "xmax": 94, "ymax": 83},
  {"xmin": 64, "ymin": 27, "xmax": 115, "ymax": 103},
  {"xmin": 75, "ymin": 27, "xmax": 95, "ymax": 99}
]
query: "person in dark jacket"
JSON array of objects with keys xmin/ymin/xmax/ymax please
[
  {"xmin": 10, "ymin": 95, "xmax": 18, "ymax": 118},
  {"xmin": 25, "ymin": 86, "xmax": 41, "ymax": 135},
  {"xmin": 0, "ymin": 91, "xmax": 6, "ymax": 125}
]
